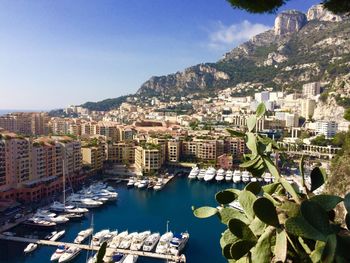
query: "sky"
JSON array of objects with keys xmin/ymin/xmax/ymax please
[{"xmin": 0, "ymin": 0, "xmax": 320, "ymax": 110}]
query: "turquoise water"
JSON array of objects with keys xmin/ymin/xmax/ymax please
[{"xmin": 0, "ymin": 177, "xmax": 242, "ymax": 263}]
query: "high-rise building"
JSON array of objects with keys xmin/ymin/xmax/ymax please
[
  {"xmin": 135, "ymin": 144, "xmax": 164, "ymax": 174},
  {"xmin": 167, "ymin": 139, "xmax": 181, "ymax": 163},
  {"xmin": 303, "ymin": 82, "xmax": 321, "ymax": 98},
  {"xmin": 301, "ymin": 99, "xmax": 316, "ymax": 119},
  {"xmin": 315, "ymin": 121, "xmax": 338, "ymax": 138}
]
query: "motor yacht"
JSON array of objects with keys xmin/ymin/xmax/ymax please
[
  {"xmin": 197, "ymin": 169, "xmax": 205, "ymax": 180},
  {"xmin": 24, "ymin": 243, "xmax": 37, "ymax": 253},
  {"xmin": 127, "ymin": 178, "xmax": 135, "ymax": 187},
  {"xmin": 50, "ymin": 201, "xmax": 88, "ymax": 214},
  {"xmin": 111, "ymin": 253, "xmax": 125, "ymax": 263},
  {"xmin": 188, "ymin": 167, "xmax": 199, "ymax": 180},
  {"xmin": 50, "ymin": 245, "xmax": 67, "ymax": 261},
  {"xmin": 34, "ymin": 212, "xmax": 69, "ymax": 224},
  {"xmin": 155, "ymin": 232, "xmax": 173, "ymax": 254},
  {"xmin": 91, "ymin": 229, "xmax": 110, "ymax": 247},
  {"xmin": 74, "ymin": 228, "xmax": 93, "ymax": 244},
  {"xmin": 50, "ymin": 230, "xmax": 65, "ymax": 241},
  {"xmin": 118, "ymin": 232, "xmax": 138, "ymax": 249},
  {"xmin": 250, "ymin": 177, "xmax": 257, "ymax": 182},
  {"xmin": 61, "ymin": 213, "xmax": 84, "ymax": 220},
  {"xmin": 241, "ymin": 171, "xmax": 251, "ymax": 183},
  {"xmin": 153, "ymin": 180, "xmax": 164, "ymax": 191},
  {"xmin": 137, "ymin": 179, "xmax": 148, "ymax": 189},
  {"xmin": 142, "ymin": 232, "xmax": 160, "ymax": 252},
  {"xmin": 58, "ymin": 246, "xmax": 81, "ymax": 263},
  {"xmin": 109, "ymin": 231, "xmax": 128, "ymax": 249},
  {"xmin": 215, "ymin": 169, "xmax": 225, "ymax": 182},
  {"xmin": 123, "ymin": 254, "xmax": 138, "ymax": 263},
  {"xmin": 24, "ymin": 217, "xmax": 57, "ymax": 228},
  {"xmin": 232, "ymin": 170, "xmax": 242, "ymax": 183},
  {"xmin": 203, "ymin": 167, "xmax": 216, "ymax": 182},
  {"xmin": 169, "ymin": 232, "xmax": 190, "ymax": 255},
  {"xmin": 225, "ymin": 170, "xmax": 233, "ymax": 182},
  {"xmin": 130, "ymin": 231, "xmax": 151, "ymax": 251},
  {"xmin": 263, "ymin": 172, "xmax": 273, "ymax": 184}
]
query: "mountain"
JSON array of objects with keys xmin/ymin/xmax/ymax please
[
  {"xmin": 137, "ymin": 5, "xmax": 350, "ymax": 98},
  {"xmin": 80, "ymin": 95, "xmax": 129, "ymax": 111}
]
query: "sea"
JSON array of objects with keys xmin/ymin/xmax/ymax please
[{"xmin": 0, "ymin": 176, "xmax": 244, "ymax": 263}]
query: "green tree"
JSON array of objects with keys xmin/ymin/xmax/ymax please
[
  {"xmin": 226, "ymin": 0, "xmax": 350, "ymax": 14},
  {"xmin": 193, "ymin": 103, "xmax": 350, "ymax": 262},
  {"xmin": 343, "ymin": 108, "xmax": 350, "ymax": 121}
]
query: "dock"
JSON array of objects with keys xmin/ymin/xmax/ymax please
[{"xmin": 0, "ymin": 234, "xmax": 186, "ymax": 262}]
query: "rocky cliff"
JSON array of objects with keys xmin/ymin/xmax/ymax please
[{"xmin": 137, "ymin": 5, "xmax": 350, "ymax": 98}]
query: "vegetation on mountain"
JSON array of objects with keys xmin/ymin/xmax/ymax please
[
  {"xmin": 193, "ymin": 103, "xmax": 350, "ymax": 262},
  {"xmin": 80, "ymin": 95, "xmax": 129, "ymax": 111},
  {"xmin": 226, "ymin": 0, "xmax": 350, "ymax": 14}
]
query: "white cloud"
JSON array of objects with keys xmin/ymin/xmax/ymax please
[{"xmin": 208, "ymin": 20, "xmax": 270, "ymax": 50}]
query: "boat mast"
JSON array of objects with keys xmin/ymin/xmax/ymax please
[
  {"xmin": 166, "ymin": 220, "xmax": 170, "ymax": 232},
  {"xmin": 62, "ymin": 144, "xmax": 66, "ymax": 206}
]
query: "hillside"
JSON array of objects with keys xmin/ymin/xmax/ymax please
[{"xmin": 137, "ymin": 5, "xmax": 350, "ymax": 98}]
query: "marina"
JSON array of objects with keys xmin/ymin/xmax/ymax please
[{"xmin": 0, "ymin": 176, "xmax": 229, "ymax": 263}]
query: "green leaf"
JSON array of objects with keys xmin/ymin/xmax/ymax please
[
  {"xmin": 216, "ymin": 190, "xmax": 237, "ymax": 205},
  {"xmin": 301, "ymin": 200, "xmax": 332, "ymax": 236},
  {"xmin": 246, "ymin": 132, "xmax": 258, "ymax": 156},
  {"xmin": 299, "ymin": 155, "xmax": 307, "ymax": 190},
  {"xmin": 239, "ymin": 156, "xmax": 260, "ymax": 169},
  {"xmin": 310, "ymin": 241, "xmax": 326, "ymax": 262},
  {"xmin": 96, "ymin": 242, "xmax": 107, "ymax": 263},
  {"xmin": 193, "ymin": 206, "xmax": 218, "ymax": 218},
  {"xmin": 253, "ymin": 197, "xmax": 279, "ymax": 227},
  {"xmin": 279, "ymin": 177, "xmax": 301, "ymax": 204},
  {"xmin": 255, "ymin": 103, "xmax": 266, "ymax": 119},
  {"xmin": 285, "ymin": 216, "xmax": 326, "ymax": 241},
  {"xmin": 344, "ymin": 193, "xmax": 350, "ymax": 213},
  {"xmin": 310, "ymin": 167, "xmax": 327, "ymax": 192},
  {"xmin": 262, "ymin": 156, "xmax": 280, "ymax": 179},
  {"xmin": 298, "ymin": 237, "xmax": 312, "ymax": 254},
  {"xmin": 227, "ymin": 129, "xmax": 245, "ymax": 138},
  {"xmin": 279, "ymin": 200, "xmax": 300, "ymax": 218},
  {"xmin": 250, "ymin": 226, "xmax": 274, "ymax": 263},
  {"xmin": 249, "ymin": 217, "xmax": 266, "ymax": 236},
  {"xmin": 309, "ymin": 195, "xmax": 343, "ymax": 211},
  {"xmin": 321, "ymin": 234, "xmax": 337, "ymax": 263},
  {"xmin": 230, "ymin": 240, "xmax": 256, "ymax": 260},
  {"xmin": 218, "ymin": 207, "xmax": 250, "ymax": 225},
  {"xmin": 262, "ymin": 182, "xmax": 280, "ymax": 194},
  {"xmin": 228, "ymin": 218, "xmax": 256, "ymax": 241},
  {"xmin": 274, "ymin": 229, "xmax": 287, "ymax": 262},
  {"xmin": 247, "ymin": 116, "xmax": 257, "ymax": 132},
  {"xmin": 220, "ymin": 229, "xmax": 239, "ymax": 248},
  {"xmin": 223, "ymin": 243, "xmax": 234, "ymax": 259},
  {"xmin": 244, "ymin": 181, "xmax": 261, "ymax": 195},
  {"xmin": 238, "ymin": 190, "xmax": 257, "ymax": 221}
]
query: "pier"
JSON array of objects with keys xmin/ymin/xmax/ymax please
[{"xmin": 0, "ymin": 234, "xmax": 186, "ymax": 262}]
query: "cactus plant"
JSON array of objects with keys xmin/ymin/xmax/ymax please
[{"xmin": 193, "ymin": 103, "xmax": 350, "ymax": 262}]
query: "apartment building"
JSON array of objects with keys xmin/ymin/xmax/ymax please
[
  {"xmin": 167, "ymin": 139, "xmax": 181, "ymax": 163},
  {"xmin": 106, "ymin": 142, "xmax": 135, "ymax": 164},
  {"xmin": 135, "ymin": 144, "xmax": 164, "ymax": 174},
  {"xmin": 0, "ymin": 139, "xmax": 6, "ymax": 188},
  {"xmin": 315, "ymin": 121, "xmax": 338, "ymax": 138},
  {"xmin": 303, "ymin": 82, "xmax": 321, "ymax": 98},
  {"xmin": 301, "ymin": 99, "xmax": 316, "ymax": 119},
  {"xmin": 81, "ymin": 144, "xmax": 105, "ymax": 171},
  {"xmin": 224, "ymin": 138, "xmax": 246, "ymax": 157},
  {"xmin": 0, "ymin": 112, "xmax": 49, "ymax": 135}
]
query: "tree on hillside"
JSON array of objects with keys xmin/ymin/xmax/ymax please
[
  {"xmin": 344, "ymin": 108, "xmax": 350, "ymax": 121},
  {"xmin": 226, "ymin": 0, "xmax": 350, "ymax": 14}
]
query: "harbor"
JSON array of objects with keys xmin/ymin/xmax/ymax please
[{"xmin": 0, "ymin": 176, "xmax": 230, "ymax": 263}]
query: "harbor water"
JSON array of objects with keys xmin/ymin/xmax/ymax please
[{"xmin": 0, "ymin": 176, "xmax": 243, "ymax": 263}]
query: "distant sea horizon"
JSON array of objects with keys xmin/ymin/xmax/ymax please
[{"xmin": 0, "ymin": 109, "xmax": 49, "ymax": 116}]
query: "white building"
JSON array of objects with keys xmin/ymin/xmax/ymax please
[
  {"xmin": 303, "ymin": 82, "xmax": 321, "ymax": 98},
  {"xmin": 285, "ymin": 113, "xmax": 299, "ymax": 128},
  {"xmin": 315, "ymin": 121, "xmax": 338, "ymax": 138},
  {"xmin": 254, "ymin": 91, "xmax": 270, "ymax": 102}
]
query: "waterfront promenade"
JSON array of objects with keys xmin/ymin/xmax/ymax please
[{"xmin": 0, "ymin": 234, "xmax": 186, "ymax": 262}]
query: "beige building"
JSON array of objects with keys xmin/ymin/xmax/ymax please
[
  {"xmin": 135, "ymin": 144, "xmax": 164, "ymax": 174},
  {"xmin": 0, "ymin": 112, "xmax": 49, "ymax": 135},
  {"xmin": 303, "ymin": 82, "xmax": 321, "ymax": 98},
  {"xmin": 167, "ymin": 139, "xmax": 181, "ymax": 162},
  {"xmin": 301, "ymin": 99, "xmax": 316, "ymax": 119},
  {"xmin": 81, "ymin": 145, "xmax": 105, "ymax": 171},
  {"xmin": 106, "ymin": 142, "xmax": 135, "ymax": 164}
]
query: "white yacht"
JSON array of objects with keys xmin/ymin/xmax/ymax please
[
  {"xmin": 142, "ymin": 232, "xmax": 160, "ymax": 252},
  {"xmin": 123, "ymin": 254, "xmax": 138, "ymax": 263},
  {"xmin": 130, "ymin": 231, "xmax": 151, "ymax": 251},
  {"xmin": 127, "ymin": 178, "xmax": 135, "ymax": 187},
  {"xmin": 203, "ymin": 167, "xmax": 216, "ymax": 182},
  {"xmin": 188, "ymin": 167, "xmax": 199, "ymax": 179},
  {"xmin": 34, "ymin": 210, "xmax": 69, "ymax": 224},
  {"xmin": 109, "ymin": 231, "xmax": 128, "ymax": 249},
  {"xmin": 91, "ymin": 229, "xmax": 110, "ymax": 247},
  {"xmin": 118, "ymin": 232, "xmax": 138, "ymax": 249},
  {"xmin": 225, "ymin": 170, "xmax": 233, "ymax": 182},
  {"xmin": 111, "ymin": 253, "xmax": 125, "ymax": 263},
  {"xmin": 169, "ymin": 232, "xmax": 190, "ymax": 256},
  {"xmin": 250, "ymin": 177, "xmax": 257, "ymax": 182},
  {"xmin": 74, "ymin": 228, "xmax": 93, "ymax": 244},
  {"xmin": 197, "ymin": 169, "xmax": 205, "ymax": 180},
  {"xmin": 25, "ymin": 217, "xmax": 57, "ymax": 228},
  {"xmin": 241, "ymin": 171, "xmax": 251, "ymax": 183},
  {"xmin": 263, "ymin": 172, "xmax": 273, "ymax": 184},
  {"xmin": 58, "ymin": 246, "xmax": 81, "ymax": 263},
  {"xmin": 24, "ymin": 243, "xmax": 37, "ymax": 253},
  {"xmin": 155, "ymin": 232, "xmax": 173, "ymax": 254},
  {"xmin": 137, "ymin": 179, "xmax": 148, "ymax": 189},
  {"xmin": 50, "ymin": 245, "xmax": 67, "ymax": 261},
  {"xmin": 153, "ymin": 179, "xmax": 164, "ymax": 191},
  {"xmin": 50, "ymin": 201, "xmax": 88, "ymax": 214},
  {"xmin": 232, "ymin": 170, "xmax": 242, "ymax": 183},
  {"xmin": 215, "ymin": 169, "xmax": 225, "ymax": 182},
  {"xmin": 50, "ymin": 230, "xmax": 65, "ymax": 241}
]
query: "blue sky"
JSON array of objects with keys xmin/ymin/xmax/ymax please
[{"xmin": 0, "ymin": 0, "xmax": 320, "ymax": 110}]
